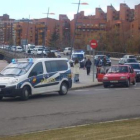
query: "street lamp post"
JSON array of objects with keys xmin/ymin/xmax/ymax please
[
  {"xmin": 43, "ymin": 8, "xmax": 55, "ymax": 48},
  {"xmin": 70, "ymin": 0, "xmax": 88, "ymax": 57}
]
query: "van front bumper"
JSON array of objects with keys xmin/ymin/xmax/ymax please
[{"xmin": 0, "ymin": 86, "xmax": 22, "ymax": 97}]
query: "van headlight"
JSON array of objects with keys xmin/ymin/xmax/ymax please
[
  {"xmin": 103, "ymin": 77, "xmax": 108, "ymax": 80},
  {"xmin": 10, "ymin": 79, "xmax": 19, "ymax": 85},
  {"xmin": 120, "ymin": 76, "xmax": 127, "ymax": 79}
]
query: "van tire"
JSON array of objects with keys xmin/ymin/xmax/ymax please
[
  {"xmin": 21, "ymin": 86, "xmax": 30, "ymax": 100},
  {"xmin": 59, "ymin": 82, "xmax": 68, "ymax": 95}
]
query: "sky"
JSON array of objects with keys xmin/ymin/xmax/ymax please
[{"xmin": 0, "ymin": 0, "xmax": 140, "ymax": 20}]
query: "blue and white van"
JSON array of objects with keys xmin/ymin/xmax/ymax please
[
  {"xmin": 0, "ymin": 58, "xmax": 72, "ymax": 100},
  {"xmin": 69, "ymin": 51, "xmax": 86, "ymax": 68}
]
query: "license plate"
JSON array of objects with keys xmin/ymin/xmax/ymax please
[{"xmin": 110, "ymin": 81, "xmax": 118, "ymax": 83}]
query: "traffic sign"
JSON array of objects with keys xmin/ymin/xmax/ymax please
[{"xmin": 90, "ymin": 39, "xmax": 98, "ymax": 49}]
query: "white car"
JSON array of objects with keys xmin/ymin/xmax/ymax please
[
  {"xmin": 16, "ymin": 46, "xmax": 23, "ymax": 52},
  {"xmin": 31, "ymin": 48, "xmax": 43, "ymax": 55},
  {"xmin": 11, "ymin": 46, "xmax": 16, "ymax": 51},
  {"xmin": 123, "ymin": 55, "xmax": 137, "ymax": 59},
  {"xmin": 63, "ymin": 47, "xmax": 71, "ymax": 55}
]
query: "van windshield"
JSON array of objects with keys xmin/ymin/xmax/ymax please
[
  {"xmin": 0, "ymin": 62, "xmax": 33, "ymax": 76},
  {"xmin": 72, "ymin": 54, "xmax": 84, "ymax": 61}
]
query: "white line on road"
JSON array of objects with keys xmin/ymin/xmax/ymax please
[
  {"xmin": 134, "ymin": 88, "xmax": 140, "ymax": 90},
  {"xmin": 74, "ymin": 90, "xmax": 89, "ymax": 92},
  {"xmin": 95, "ymin": 89, "xmax": 109, "ymax": 91},
  {"xmin": 114, "ymin": 88, "xmax": 129, "ymax": 90}
]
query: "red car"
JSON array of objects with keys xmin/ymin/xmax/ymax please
[{"xmin": 97, "ymin": 65, "xmax": 136, "ymax": 88}]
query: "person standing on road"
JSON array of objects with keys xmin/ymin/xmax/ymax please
[
  {"xmin": 85, "ymin": 58, "xmax": 92, "ymax": 75},
  {"xmin": 73, "ymin": 59, "xmax": 80, "ymax": 82}
]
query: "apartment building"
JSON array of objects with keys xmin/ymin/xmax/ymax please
[{"xmin": 0, "ymin": 14, "xmax": 15, "ymax": 45}]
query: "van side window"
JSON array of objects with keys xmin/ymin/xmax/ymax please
[
  {"xmin": 50, "ymin": 61, "xmax": 58, "ymax": 72},
  {"xmin": 45, "ymin": 62, "xmax": 52, "ymax": 73},
  {"xmin": 29, "ymin": 62, "xmax": 43, "ymax": 77},
  {"xmin": 45, "ymin": 60, "xmax": 68, "ymax": 73},
  {"xmin": 58, "ymin": 60, "xmax": 68, "ymax": 71}
]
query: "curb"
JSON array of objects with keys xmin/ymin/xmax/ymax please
[{"xmin": 70, "ymin": 82, "xmax": 103, "ymax": 90}]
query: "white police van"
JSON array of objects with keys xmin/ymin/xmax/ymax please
[
  {"xmin": 0, "ymin": 58, "xmax": 72, "ymax": 100},
  {"xmin": 69, "ymin": 51, "xmax": 86, "ymax": 68}
]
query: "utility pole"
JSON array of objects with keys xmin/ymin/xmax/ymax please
[{"xmin": 70, "ymin": 0, "xmax": 88, "ymax": 58}]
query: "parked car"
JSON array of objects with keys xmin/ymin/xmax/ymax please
[
  {"xmin": 125, "ymin": 63, "xmax": 140, "ymax": 82},
  {"xmin": 122, "ymin": 55, "xmax": 137, "ymax": 59},
  {"xmin": 119, "ymin": 58, "xmax": 138, "ymax": 65},
  {"xmin": 54, "ymin": 51, "xmax": 61, "ymax": 58},
  {"xmin": 11, "ymin": 46, "xmax": 16, "ymax": 51},
  {"xmin": 16, "ymin": 46, "xmax": 23, "ymax": 52},
  {"xmin": 97, "ymin": 65, "xmax": 136, "ymax": 88},
  {"xmin": 63, "ymin": 47, "xmax": 71, "ymax": 55},
  {"xmin": 94, "ymin": 55, "xmax": 111, "ymax": 66},
  {"xmin": 31, "ymin": 48, "xmax": 43, "ymax": 55},
  {"xmin": 43, "ymin": 49, "xmax": 50, "ymax": 56}
]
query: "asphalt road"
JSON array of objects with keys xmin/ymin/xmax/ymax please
[{"xmin": 0, "ymin": 83, "xmax": 140, "ymax": 136}]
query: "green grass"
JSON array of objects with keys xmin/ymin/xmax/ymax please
[{"xmin": 1, "ymin": 118, "xmax": 140, "ymax": 140}]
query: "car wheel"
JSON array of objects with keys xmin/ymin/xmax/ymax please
[
  {"xmin": 103, "ymin": 84, "xmax": 108, "ymax": 88},
  {"xmin": 21, "ymin": 86, "xmax": 30, "ymax": 100},
  {"xmin": 0, "ymin": 96, "xmax": 3, "ymax": 100},
  {"xmin": 59, "ymin": 82, "xmax": 68, "ymax": 95},
  {"xmin": 126, "ymin": 79, "xmax": 130, "ymax": 87},
  {"xmin": 132, "ymin": 78, "xmax": 136, "ymax": 85}
]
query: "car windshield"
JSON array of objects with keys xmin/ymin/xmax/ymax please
[
  {"xmin": 72, "ymin": 54, "xmax": 84, "ymax": 61},
  {"xmin": 0, "ymin": 62, "xmax": 33, "ymax": 76},
  {"xmin": 127, "ymin": 59, "xmax": 137, "ymax": 63},
  {"xmin": 129, "ymin": 64, "xmax": 140, "ymax": 69},
  {"xmin": 108, "ymin": 66, "xmax": 128, "ymax": 73}
]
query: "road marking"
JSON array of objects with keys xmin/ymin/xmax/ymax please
[
  {"xmin": 134, "ymin": 88, "xmax": 140, "ymax": 90},
  {"xmin": 95, "ymin": 89, "xmax": 109, "ymax": 91},
  {"xmin": 74, "ymin": 90, "xmax": 89, "ymax": 92},
  {"xmin": 115, "ymin": 88, "xmax": 129, "ymax": 90}
]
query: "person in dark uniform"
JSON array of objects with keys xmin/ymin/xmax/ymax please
[{"xmin": 85, "ymin": 58, "xmax": 92, "ymax": 75}]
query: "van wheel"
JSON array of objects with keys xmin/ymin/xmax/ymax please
[
  {"xmin": 59, "ymin": 82, "xmax": 68, "ymax": 95},
  {"xmin": 21, "ymin": 86, "xmax": 30, "ymax": 100},
  {"xmin": 132, "ymin": 78, "xmax": 136, "ymax": 85},
  {"xmin": 126, "ymin": 79, "xmax": 130, "ymax": 87}
]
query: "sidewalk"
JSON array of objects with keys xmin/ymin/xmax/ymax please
[{"xmin": 71, "ymin": 67, "xmax": 102, "ymax": 90}]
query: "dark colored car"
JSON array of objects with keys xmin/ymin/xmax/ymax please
[
  {"xmin": 125, "ymin": 63, "xmax": 140, "ymax": 82},
  {"xmin": 94, "ymin": 55, "xmax": 111, "ymax": 66}
]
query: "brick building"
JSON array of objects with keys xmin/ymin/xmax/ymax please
[
  {"xmin": 0, "ymin": 2, "xmax": 140, "ymax": 52},
  {"xmin": 70, "ymin": 3, "xmax": 140, "ymax": 51},
  {"xmin": 0, "ymin": 14, "xmax": 15, "ymax": 45}
]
